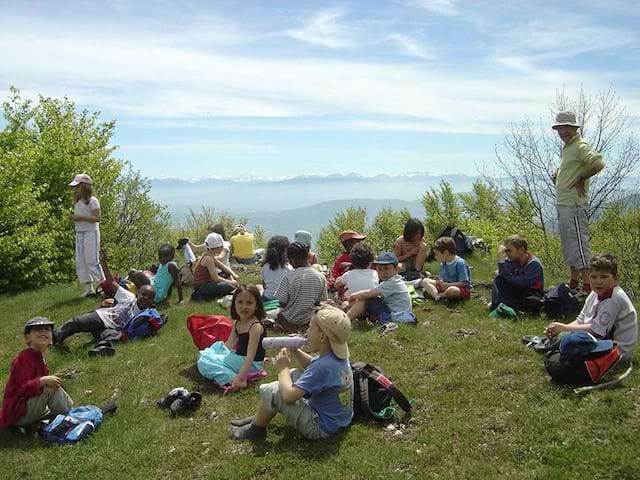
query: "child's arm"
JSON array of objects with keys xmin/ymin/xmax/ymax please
[
  {"xmin": 204, "ymin": 257, "xmax": 238, "ymax": 287},
  {"xmin": 348, "ymin": 287, "xmax": 381, "ymax": 303},
  {"xmin": 544, "ymin": 320, "xmax": 591, "ymax": 337},
  {"xmin": 334, "ymin": 275, "xmax": 346, "ymax": 288},
  {"xmin": 227, "ymin": 323, "xmax": 265, "ymax": 394},
  {"xmin": 99, "ymin": 249, "xmax": 119, "ymax": 292},
  {"xmin": 167, "ymin": 262, "xmax": 184, "ymax": 303},
  {"xmin": 214, "ymin": 257, "xmax": 239, "ymax": 280},
  {"xmin": 224, "ymin": 327, "xmax": 238, "ymax": 350},
  {"xmin": 275, "ymin": 349, "xmax": 306, "ymax": 404},
  {"xmin": 188, "ymin": 241, "xmax": 206, "ymax": 253}
]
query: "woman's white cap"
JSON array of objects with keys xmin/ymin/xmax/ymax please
[
  {"xmin": 69, "ymin": 173, "xmax": 93, "ymax": 186},
  {"xmin": 204, "ymin": 232, "xmax": 224, "ymax": 249}
]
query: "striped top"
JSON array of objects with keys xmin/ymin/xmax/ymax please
[{"xmin": 275, "ymin": 267, "xmax": 328, "ymax": 326}]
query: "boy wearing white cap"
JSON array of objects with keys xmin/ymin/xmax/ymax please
[
  {"xmin": 0, "ymin": 317, "xmax": 74, "ymax": 429},
  {"xmin": 231, "ymin": 305, "xmax": 353, "ymax": 441},
  {"xmin": 69, "ymin": 173, "xmax": 105, "ymax": 297}
]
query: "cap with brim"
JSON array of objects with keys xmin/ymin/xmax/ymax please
[
  {"xmin": 560, "ymin": 331, "xmax": 613, "ymax": 357},
  {"xmin": 314, "ymin": 306, "xmax": 350, "ymax": 359},
  {"xmin": 294, "ymin": 230, "xmax": 313, "ymax": 247},
  {"xmin": 69, "ymin": 173, "xmax": 93, "ymax": 186},
  {"xmin": 372, "ymin": 251, "xmax": 398, "ymax": 265},
  {"xmin": 552, "ymin": 111, "xmax": 580, "ymax": 129},
  {"xmin": 339, "ymin": 230, "xmax": 366, "ymax": 243},
  {"xmin": 204, "ymin": 232, "xmax": 224, "ymax": 249},
  {"xmin": 24, "ymin": 317, "xmax": 55, "ymax": 334}
]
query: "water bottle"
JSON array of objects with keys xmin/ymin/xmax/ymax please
[{"xmin": 262, "ymin": 336, "xmax": 308, "ymax": 350}]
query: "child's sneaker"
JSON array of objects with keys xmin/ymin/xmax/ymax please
[{"xmin": 230, "ymin": 421, "xmax": 267, "ymax": 441}]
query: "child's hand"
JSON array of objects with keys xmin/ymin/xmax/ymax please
[
  {"xmin": 275, "ymin": 348, "xmax": 291, "ymax": 371},
  {"xmin": 544, "ymin": 322, "xmax": 565, "ymax": 338},
  {"xmin": 40, "ymin": 376, "xmax": 62, "ymax": 389},
  {"xmin": 347, "ymin": 293, "xmax": 357, "ymax": 304},
  {"xmin": 339, "ymin": 262, "xmax": 352, "ymax": 270},
  {"xmin": 225, "ymin": 376, "xmax": 247, "ymax": 394}
]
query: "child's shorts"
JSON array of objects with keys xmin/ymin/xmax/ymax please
[
  {"xmin": 437, "ymin": 283, "xmax": 471, "ymax": 300},
  {"xmin": 259, "ymin": 369, "xmax": 330, "ymax": 440},
  {"xmin": 365, "ymin": 297, "xmax": 392, "ymax": 324}
]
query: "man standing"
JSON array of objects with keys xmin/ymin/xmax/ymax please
[{"xmin": 552, "ymin": 111, "xmax": 605, "ymax": 294}]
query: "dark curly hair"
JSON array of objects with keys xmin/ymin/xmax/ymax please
[
  {"xmin": 287, "ymin": 241, "xmax": 310, "ymax": 265},
  {"xmin": 349, "ymin": 244, "xmax": 374, "ymax": 269},
  {"xmin": 263, "ymin": 235, "xmax": 290, "ymax": 271}
]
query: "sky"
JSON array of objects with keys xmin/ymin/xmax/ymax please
[{"xmin": 1, "ymin": 0, "xmax": 639, "ymax": 178}]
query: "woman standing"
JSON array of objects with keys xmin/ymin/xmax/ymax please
[{"xmin": 69, "ymin": 173, "xmax": 104, "ymax": 296}]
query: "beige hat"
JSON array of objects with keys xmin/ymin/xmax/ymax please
[
  {"xmin": 69, "ymin": 173, "xmax": 93, "ymax": 186},
  {"xmin": 204, "ymin": 232, "xmax": 224, "ymax": 249},
  {"xmin": 314, "ymin": 305, "xmax": 350, "ymax": 359},
  {"xmin": 552, "ymin": 111, "xmax": 580, "ymax": 129}
]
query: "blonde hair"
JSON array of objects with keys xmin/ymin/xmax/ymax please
[{"xmin": 73, "ymin": 183, "xmax": 94, "ymax": 205}]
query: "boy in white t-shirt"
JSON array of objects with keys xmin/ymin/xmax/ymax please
[
  {"xmin": 544, "ymin": 253, "xmax": 638, "ymax": 362},
  {"xmin": 334, "ymin": 244, "xmax": 378, "ymax": 308}
]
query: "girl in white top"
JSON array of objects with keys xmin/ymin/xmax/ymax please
[
  {"xmin": 260, "ymin": 235, "xmax": 293, "ymax": 301},
  {"xmin": 335, "ymin": 244, "xmax": 378, "ymax": 307},
  {"xmin": 69, "ymin": 173, "xmax": 105, "ymax": 296}
]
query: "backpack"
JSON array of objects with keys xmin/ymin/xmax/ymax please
[
  {"xmin": 40, "ymin": 406, "xmax": 104, "ymax": 444},
  {"xmin": 544, "ymin": 345, "xmax": 622, "ymax": 385},
  {"xmin": 428, "ymin": 226, "xmax": 474, "ymax": 260},
  {"xmin": 186, "ymin": 314, "xmax": 233, "ymax": 350},
  {"xmin": 121, "ymin": 308, "xmax": 166, "ymax": 342},
  {"xmin": 542, "ymin": 284, "xmax": 579, "ymax": 318},
  {"xmin": 351, "ymin": 362, "xmax": 412, "ymax": 421}
]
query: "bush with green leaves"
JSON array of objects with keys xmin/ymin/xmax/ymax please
[{"xmin": 0, "ymin": 87, "xmax": 168, "ymax": 292}]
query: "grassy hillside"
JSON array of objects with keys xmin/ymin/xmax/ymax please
[{"xmin": 0, "ymin": 254, "xmax": 639, "ymax": 480}]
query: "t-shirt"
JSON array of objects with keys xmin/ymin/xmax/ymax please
[
  {"xmin": 216, "ymin": 241, "xmax": 232, "ymax": 273},
  {"xmin": 439, "ymin": 256, "xmax": 472, "ymax": 287},
  {"xmin": 556, "ymin": 134, "xmax": 604, "ymax": 207},
  {"xmin": 73, "ymin": 197, "xmax": 100, "ymax": 232},
  {"xmin": 375, "ymin": 274, "xmax": 411, "ymax": 313},
  {"xmin": 230, "ymin": 233, "xmax": 255, "ymax": 259},
  {"xmin": 0, "ymin": 348, "xmax": 48, "ymax": 428},
  {"xmin": 340, "ymin": 269, "xmax": 379, "ymax": 297},
  {"xmin": 261, "ymin": 263, "xmax": 293, "ymax": 299},
  {"xmin": 152, "ymin": 261, "xmax": 176, "ymax": 303},
  {"xmin": 275, "ymin": 267, "xmax": 328, "ymax": 325},
  {"xmin": 96, "ymin": 286, "xmax": 142, "ymax": 329},
  {"xmin": 295, "ymin": 352, "xmax": 353, "ymax": 434},
  {"xmin": 576, "ymin": 286, "xmax": 638, "ymax": 361}
]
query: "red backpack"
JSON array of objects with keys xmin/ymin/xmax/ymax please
[{"xmin": 186, "ymin": 315, "xmax": 233, "ymax": 350}]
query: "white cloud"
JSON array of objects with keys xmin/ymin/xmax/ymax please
[
  {"xmin": 409, "ymin": 0, "xmax": 457, "ymax": 16},
  {"xmin": 385, "ymin": 34, "xmax": 434, "ymax": 60},
  {"xmin": 286, "ymin": 9, "xmax": 356, "ymax": 49}
]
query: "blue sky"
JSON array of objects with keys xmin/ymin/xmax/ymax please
[{"xmin": 1, "ymin": 0, "xmax": 639, "ymax": 178}]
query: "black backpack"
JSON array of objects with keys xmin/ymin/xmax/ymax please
[
  {"xmin": 351, "ymin": 362, "xmax": 412, "ymax": 421},
  {"xmin": 543, "ymin": 345, "xmax": 622, "ymax": 385},
  {"xmin": 542, "ymin": 284, "xmax": 579, "ymax": 318},
  {"xmin": 427, "ymin": 226, "xmax": 474, "ymax": 261}
]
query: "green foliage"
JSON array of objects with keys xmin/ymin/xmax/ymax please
[
  {"xmin": 0, "ymin": 87, "xmax": 168, "ymax": 292},
  {"xmin": 366, "ymin": 207, "xmax": 412, "ymax": 254},
  {"xmin": 422, "ymin": 180, "xmax": 462, "ymax": 239},
  {"xmin": 316, "ymin": 206, "xmax": 367, "ymax": 263},
  {"xmin": 591, "ymin": 204, "xmax": 640, "ymax": 297}
]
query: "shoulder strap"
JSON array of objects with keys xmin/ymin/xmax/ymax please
[{"xmin": 365, "ymin": 367, "xmax": 412, "ymax": 413}]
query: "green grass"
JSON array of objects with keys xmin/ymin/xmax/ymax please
[{"xmin": 1, "ymin": 254, "xmax": 639, "ymax": 479}]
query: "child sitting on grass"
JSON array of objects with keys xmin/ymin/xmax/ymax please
[
  {"xmin": 346, "ymin": 252, "xmax": 415, "ymax": 323},
  {"xmin": 544, "ymin": 253, "xmax": 638, "ymax": 362},
  {"xmin": 490, "ymin": 234, "xmax": 544, "ymax": 314},
  {"xmin": 230, "ymin": 305, "xmax": 353, "ymax": 441},
  {"xmin": 420, "ymin": 237, "xmax": 472, "ymax": 302},
  {"xmin": 394, "ymin": 217, "xmax": 428, "ymax": 276},
  {"xmin": 334, "ymin": 244, "xmax": 378, "ymax": 306},
  {"xmin": 275, "ymin": 242, "xmax": 328, "ymax": 332},
  {"xmin": 150, "ymin": 243, "xmax": 183, "ymax": 305},
  {"xmin": 54, "ymin": 249, "xmax": 156, "ymax": 352},
  {"xmin": 189, "ymin": 224, "xmax": 240, "ymax": 281},
  {"xmin": 328, "ymin": 230, "xmax": 367, "ymax": 289},
  {"xmin": 191, "ymin": 233, "xmax": 240, "ymax": 302},
  {"xmin": 0, "ymin": 317, "xmax": 74, "ymax": 430},
  {"xmin": 197, "ymin": 285, "xmax": 267, "ymax": 393},
  {"xmin": 260, "ymin": 235, "xmax": 292, "ymax": 302},
  {"xmin": 294, "ymin": 230, "xmax": 321, "ymax": 270}
]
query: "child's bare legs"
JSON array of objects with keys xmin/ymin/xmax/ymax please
[
  {"xmin": 439, "ymin": 286, "xmax": 462, "ymax": 300},
  {"xmin": 347, "ymin": 300, "xmax": 366, "ymax": 321},
  {"xmin": 421, "ymin": 278, "xmax": 439, "ymax": 300},
  {"xmin": 254, "ymin": 400, "xmax": 277, "ymax": 427}
]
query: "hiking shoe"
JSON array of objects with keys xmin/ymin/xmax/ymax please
[
  {"xmin": 157, "ymin": 387, "xmax": 190, "ymax": 410},
  {"xmin": 169, "ymin": 391, "xmax": 202, "ymax": 415},
  {"xmin": 380, "ymin": 322, "xmax": 399, "ymax": 336},
  {"xmin": 533, "ymin": 337, "xmax": 561, "ymax": 353},
  {"xmin": 230, "ymin": 416, "xmax": 255, "ymax": 427},
  {"xmin": 88, "ymin": 344, "xmax": 115, "ymax": 357},
  {"xmin": 230, "ymin": 422, "xmax": 267, "ymax": 441}
]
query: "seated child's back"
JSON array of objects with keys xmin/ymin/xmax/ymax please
[{"xmin": 336, "ymin": 244, "xmax": 378, "ymax": 298}]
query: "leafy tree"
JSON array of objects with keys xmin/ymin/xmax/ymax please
[
  {"xmin": 0, "ymin": 87, "xmax": 168, "ymax": 292},
  {"xmin": 422, "ymin": 180, "xmax": 462, "ymax": 239},
  {"xmin": 316, "ymin": 207, "xmax": 367, "ymax": 263},
  {"xmin": 366, "ymin": 207, "xmax": 411, "ymax": 254}
]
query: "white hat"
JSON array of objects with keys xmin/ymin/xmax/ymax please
[
  {"xmin": 552, "ymin": 111, "xmax": 580, "ymax": 129},
  {"xmin": 314, "ymin": 305, "xmax": 350, "ymax": 359},
  {"xmin": 69, "ymin": 173, "xmax": 93, "ymax": 186},
  {"xmin": 204, "ymin": 232, "xmax": 224, "ymax": 249}
]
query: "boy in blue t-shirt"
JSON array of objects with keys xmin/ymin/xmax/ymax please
[
  {"xmin": 231, "ymin": 305, "xmax": 353, "ymax": 441},
  {"xmin": 420, "ymin": 237, "xmax": 472, "ymax": 302}
]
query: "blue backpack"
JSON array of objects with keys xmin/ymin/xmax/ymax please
[
  {"xmin": 122, "ymin": 308, "xmax": 167, "ymax": 342},
  {"xmin": 40, "ymin": 406, "xmax": 104, "ymax": 444}
]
